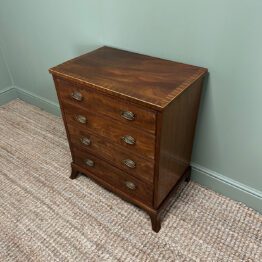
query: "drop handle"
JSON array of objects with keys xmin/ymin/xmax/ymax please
[
  {"xmin": 80, "ymin": 137, "xmax": 91, "ymax": 146},
  {"xmin": 75, "ymin": 115, "xmax": 87, "ymax": 124},
  {"xmin": 71, "ymin": 91, "xmax": 83, "ymax": 101},
  {"xmin": 122, "ymin": 159, "xmax": 136, "ymax": 169},
  {"xmin": 125, "ymin": 181, "xmax": 136, "ymax": 190},
  {"xmin": 121, "ymin": 135, "xmax": 136, "ymax": 145},
  {"xmin": 121, "ymin": 111, "xmax": 135, "ymax": 121},
  {"xmin": 84, "ymin": 159, "xmax": 95, "ymax": 167}
]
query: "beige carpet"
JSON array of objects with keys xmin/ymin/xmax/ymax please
[{"xmin": 0, "ymin": 99, "xmax": 261, "ymax": 262}]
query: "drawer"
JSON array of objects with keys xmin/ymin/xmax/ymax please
[
  {"xmin": 63, "ymin": 102, "xmax": 155, "ymax": 159},
  {"xmin": 72, "ymin": 147, "xmax": 153, "ymax": 205},
  {"xmin": 67, "ymin": 124, "xmax": 154, "ymax": 184},
  {"xmin": 56, "ymin": 78, "xmax": 156, "ymax": 134}
]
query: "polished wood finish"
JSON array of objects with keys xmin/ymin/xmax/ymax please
[
  {"xmin": 154, "ymin": 78, "xmax": 204, "ymax": 207},
  {"xmin": 49, "ymin": 46, "xmax": 207, "ymax": 232},
  {"xmin": 67, "ymin": 124, "xmax": 154, "ymax": 184},
  {"xmin": 72, "ymin": 147, "xmax": 153, "ymax": 205},
  {"xmin": 56, "ymin": 78, "xmax": 156, "ymax": 134},
  {"xmin": 63, "ymin": 102, "xmax": 155, "ymax": 159},
  {"xmin": 50, "ymin": 46, "xmax": 207, "ymax": 110}
]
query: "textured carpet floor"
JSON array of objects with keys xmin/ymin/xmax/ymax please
[{"xmin": 0, "ymin": 99, "xmax": 261, "ymax": 262}]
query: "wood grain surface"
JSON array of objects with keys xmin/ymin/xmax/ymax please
[
  {"xmin": 56, "ymin": 77, "xmax": 156, "ymax": 134},
  {"xmin": 63, "ymin": 102, "xmax": 156, "ymax": 159},
  {"xmin": 50, "ymin": 46, "xmax": 207, "ymax": 110},
  {"xmin": 72, "ymin": 147, "xmax": 153, "ymax": 205},
  {"xmin": 67, "ymin": 124, "xmax": 154, "ymax": 184},
  {"xmin": 50, "ymin": 46, "xmax": 207, "ymax": 232}
]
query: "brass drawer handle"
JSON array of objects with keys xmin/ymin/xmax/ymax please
[
  {"xmin": 121, "ymin": 111, "xmax": 135, "ymax": 121},
  {"xmin": 71, "ymin": 91, "xmax": 83, "ymax": 101},
  {"xmin": 121, "ymin": 135, "xmax": 136, "ymax": 145},
  {"xmin": 80, "ymin": 137, "xmax": 91, "ymax": 146},
  {"xmin": 122, "ymin": 159, "xmax": 136, "ymax": 169},
  {"xmin": 75, "ymin": 115, "xmax": 87, "ymax": 124},
  {"xmin": 125, "ymin": 181, "xmax": 136, "ymax": 190},
  {"xmin": 84, "ymin": 159, "xmax": 94, "ymax": 167}
]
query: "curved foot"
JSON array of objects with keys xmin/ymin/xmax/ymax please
[
  {"xmin": 185, "ymin": 173, "xmax": 191, "ymax": 182},
  {"xmin": 70, "ymin": 164, "xmax": 79, "ymax": 180},
  {"xmin": 150, "ymin": 212, "xmax": 161, "ymax": 233},
  {"xmin": 185, "ymin": 167, "xmax": 191, "ymax": 182}
]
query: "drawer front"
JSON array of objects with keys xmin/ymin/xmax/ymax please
[
  {"xmin": 56, "ymin": 78, "xmax": 156, "ymax": 134},
  {"xmin": 63, "ymin": 102, "xmax": 155, "ymax": 159},
  {"xmin": 67, "ymin": 124, "xmax": 154, "ymax": 184},
  {"xmin": 72, "ymin": 148, "xmax": 153, "ymax": 205}
]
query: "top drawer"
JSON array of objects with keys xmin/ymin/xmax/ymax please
[{"xmin": 55, "ymin": 78, "xmax": 156, "ymax": 134}]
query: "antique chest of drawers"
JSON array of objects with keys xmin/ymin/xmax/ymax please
[{"xmin": 49, "ymin": 46, "xmax": 207, "ymax": 232}]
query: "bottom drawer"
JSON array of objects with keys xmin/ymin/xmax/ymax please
[{"xmin": 72, "ymin": 147, "xmax": 153, "ymax": 206}]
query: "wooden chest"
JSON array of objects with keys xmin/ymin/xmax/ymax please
[{"xmin": 49, "ymin": 46, "xmax": 207, "ymax": 232}]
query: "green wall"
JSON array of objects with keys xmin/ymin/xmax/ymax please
[
  {"xmin": 0, "ymin": 44, "xmax": 12, "ymax": 90},
  {"xmin": 0, "ymin": 0, "xmax": 103, "ymax": 104},
  {"xmin": 0, "ymin": 0, "xmax": 261, "ymax": 211},
  {"xmin": 0, "ymin": 43, "xmax": 16, "ymax": 104}
]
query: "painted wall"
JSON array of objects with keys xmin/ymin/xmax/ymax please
[
  {"xmin": 0, "ymin": 0, "xmax": 261, "ymax": 210},
  {"xmin": 0, "ymin": 44, "xmax": 12, "ymax": 90},
  {"xmin": 0, "ymin": 43, "xmax": 15, "ymax": 104},
  {"xmin": 0, "ymin": 0, "xmax": 103, "ymax": 104}
]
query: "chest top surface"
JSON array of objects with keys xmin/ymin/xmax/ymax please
[{"xmin": 49, "ymin": 46, "xmax": 207, "ymax": 110}]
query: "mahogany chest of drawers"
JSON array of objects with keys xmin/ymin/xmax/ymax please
[{"xmin": 49, "ymin": 46, "xmax": 207, "ymax": 232}]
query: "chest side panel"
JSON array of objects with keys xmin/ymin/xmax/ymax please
[{"xmin": 154, "ymin": 78, "xmax": 204, "ymax": 208}]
